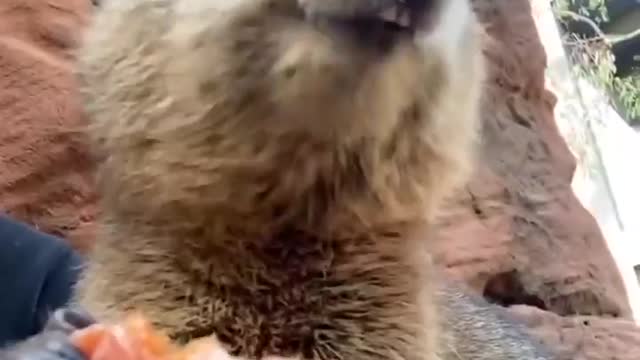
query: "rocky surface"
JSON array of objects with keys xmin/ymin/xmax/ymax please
[
  {"xmin": 434, "ymin": 0, "xmax": 632, "ymax": 319},
  {"xmin": 0, "ymin": 0, "xmax": 96, "ymax": 252},
  {"xmin": 509, "ymin": 305, "xmax": 640, "ymax": 360},
  {"xmin": 0, "ymin": 0, "xmax": 639, "ymax": 358},
  {"xmin": 430, "ymin": 0, "xmax": 640, "ymax": 357}
]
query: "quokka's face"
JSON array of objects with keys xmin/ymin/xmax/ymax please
[
  {"xmin": 79, "ymin": 0, "xmax": 482, "ymax": 144},
  {"xmin": 78, "ymin": 0, "xmax": 483, "ymax": 218}
]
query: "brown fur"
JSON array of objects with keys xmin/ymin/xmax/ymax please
[{"xmin": 72, "ymin": 0, "xmax": 487, "ymax": 360}]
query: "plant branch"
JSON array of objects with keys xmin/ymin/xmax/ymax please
[
  {"xmin": 608, "ymin": 28, "xmax": 640, "ymax": 45},
  {"xmin": 555, "ymin": 9, "xmax": 640, "ymax": 46}
]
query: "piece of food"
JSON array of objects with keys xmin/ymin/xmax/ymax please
[{"xmin": 70, "ymin": 314, "xmax": 222, "ymax": 360}]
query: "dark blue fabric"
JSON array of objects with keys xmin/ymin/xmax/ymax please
[{"xmin": 0, "ymin": 215, "xmax": 84, "ymax": 346}]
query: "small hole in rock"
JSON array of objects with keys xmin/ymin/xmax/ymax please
[{"xmin": 483, "ymin": 270, "xmax": 547, "ymax": 310}]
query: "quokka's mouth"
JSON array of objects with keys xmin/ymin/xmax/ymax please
[
  {"xmin": 303, "ymin": 0, "xmax": 440, "ymax": 52},
  {"xmin": 377, "ymin": 3, "xmax": 413, "ymax": 30},
  {"xmin": 321, "ymin": 0, "xmax": 439, "ymax": 37},
  {"xmin": 377, "ymin": 0, "xmax": 440, "ymax": 32},
  {"xmin": 327, "ymin": 3, "xmax": 414, "ymax": 34}
]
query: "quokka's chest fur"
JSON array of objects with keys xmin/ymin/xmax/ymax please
[
  {"xmin": 177, "ymin": 233, "xmax": 430, "ymax": 360},
  {"xmin": 77, "ymin": 229, "xmax": 433, "ymax": 360}
]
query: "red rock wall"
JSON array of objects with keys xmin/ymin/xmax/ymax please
[
  {"xmin": 430, "ymin": 0, "xmax": 640, "ymax": 357},
  {"xmin": 0, "ymin": 0, "xmax": 639, "ymax": 358},
  {"xmin": 434, "ymin": 0, "xmax": 631, "ymax": 319},
  {"xmin": 0, "ymin": 0, "xmax": 96, "ymax": 252}
]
